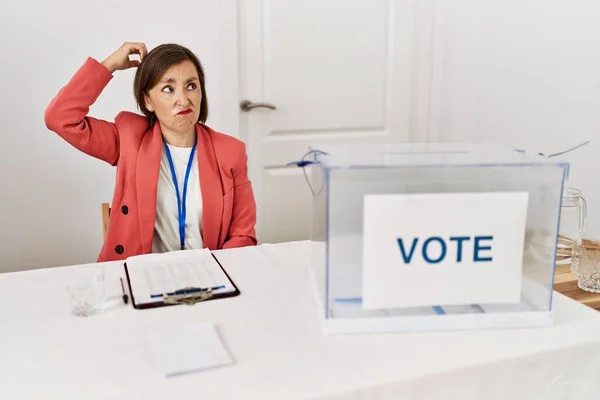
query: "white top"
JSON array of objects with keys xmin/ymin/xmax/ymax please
[
  {"xmin": 2, "ymin": 242, "xmax": 600, "ymax": 399},
  {"xmin": 152, "ymin": 143, "xmax": 203, "ymax": 253}
]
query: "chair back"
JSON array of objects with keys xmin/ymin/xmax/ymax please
[{"xmin": 102, "ymin": 203, "xmax": 111, "ymax": 241}]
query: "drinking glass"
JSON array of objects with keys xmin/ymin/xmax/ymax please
[
  {"xmin": 576, "ymin": 238, "xmax": 600, "ymax": 293},
  {"xmin": 66, "ymin": 265, "xmax": 106, "ymax": 316}
]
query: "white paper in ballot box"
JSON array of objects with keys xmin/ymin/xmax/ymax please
[{"xmin": 362, "ymin": 192, "xmax": 529, "ymax": 310}]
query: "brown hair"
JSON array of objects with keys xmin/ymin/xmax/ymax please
[{"xmin": 133, "ymin": 43, "xmax": 208, "ymax": 126}]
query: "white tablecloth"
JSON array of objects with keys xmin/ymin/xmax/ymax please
[{"xmin": 1, "ymin": 241, "xmax": 600, "ymax": 399}]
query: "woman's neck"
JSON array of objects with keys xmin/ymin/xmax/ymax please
[{"xmin": 160, "ymin": 126, "xmax": 196, "ymax": 148}]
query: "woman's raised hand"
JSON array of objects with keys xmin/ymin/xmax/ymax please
[{"xmin": 101, "ymin": 42, "xmax": 148, "ymax": 73}]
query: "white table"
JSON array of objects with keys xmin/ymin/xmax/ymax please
[{"xmin": 2, "ymin": 241, "xmax": 600, "ymax": 400}]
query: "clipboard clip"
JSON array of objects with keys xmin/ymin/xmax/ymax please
[{"xmin": 162, "ymin": 287, "xmax": 214, "ymax": 306}]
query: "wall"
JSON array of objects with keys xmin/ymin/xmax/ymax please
[
  {"xmin": 0, "ymin": 0, "xmax": 237, "ymax": 272},
  {"xmin": 423, "ymin": 0, "xmax": 600, "ymax": 238},
  {"xmin": 2, "ymin": 0, "xmax": 598, "ymax": 272}
]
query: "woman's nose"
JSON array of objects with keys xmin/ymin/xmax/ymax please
[{"xmin": 176, "ymin": 90, "xmax": 190, "ymax": 106}]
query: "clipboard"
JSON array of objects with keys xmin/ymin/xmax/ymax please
[{"xmin": 123, "ymin": 252, "xmax": 240, "ymax": 310}]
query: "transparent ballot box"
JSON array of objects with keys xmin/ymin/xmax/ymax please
[{"xmin": 308, "ymin": 143, "xmax": 568, "ymax": 334}]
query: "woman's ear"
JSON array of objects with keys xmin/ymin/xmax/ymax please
[{"xmin": 144, "ymin": 94, "xmax": 153, "ymax": 112}]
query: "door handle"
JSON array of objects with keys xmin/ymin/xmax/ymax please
[{"xmin": 240, "ymin": 100, "xmax": 277, "ymax": 112}]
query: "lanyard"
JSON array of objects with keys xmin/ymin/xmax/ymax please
[{"xmin": 163, "ymin": 138, "xmax": 197, "ymax": 250}]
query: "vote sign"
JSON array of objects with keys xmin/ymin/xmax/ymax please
[{"xmin": 362, "ymin": 192, "xmax": 529, "ymax": 309}]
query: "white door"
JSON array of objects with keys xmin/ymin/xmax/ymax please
[{"xmin": 239, "ymin": 0, "xmax": 420, "ymax": 244}]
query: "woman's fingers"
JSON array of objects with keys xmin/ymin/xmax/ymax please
[
  {"xmin": 102, "ymin": 41, "xmax": 148, "ymax": 72},
  {"xmin": 127, "ymin": 42, "xmax": 147, "ymax": 61},
  {"xmin": 127, "ymin": 59, "xmax": 141, "ymax": 69}
]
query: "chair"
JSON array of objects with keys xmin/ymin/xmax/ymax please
[{"xmin": 102, "ymin": 203, "xmax": 111, "ymax": 241}]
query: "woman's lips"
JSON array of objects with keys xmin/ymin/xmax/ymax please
[{"xmin": 177, "ymin": 109, "xmax": 192, "ymax": 115}]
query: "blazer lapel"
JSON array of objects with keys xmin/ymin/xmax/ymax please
[
  {"xmin": 196, "ymin": 124, "xmax": 223, "ymax": 250},
  {"xmin": 136, "ymin": 123, "xmax": 162, "ymax": 253}
]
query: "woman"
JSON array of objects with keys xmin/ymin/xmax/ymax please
[{"xmin": 45, "ymin": 42, "xmax": 257, "ymax": 262}]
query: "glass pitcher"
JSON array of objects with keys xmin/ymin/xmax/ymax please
[{"xmin": 557, "ymin": 187, "xmax": 587, "ymax": 274}]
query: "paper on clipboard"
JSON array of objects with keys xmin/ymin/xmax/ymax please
[{"xmin": 126, "ymin": 249, "xmax": 237, "ymax": 307}]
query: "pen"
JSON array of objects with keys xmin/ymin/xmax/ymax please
[
  {"xmin": 150, "ymin": 285, "xmax": 225, "ymax": 299},
  {"xmin": 120, "ymin": 277, "xmax": 129, "ymax": 304}
]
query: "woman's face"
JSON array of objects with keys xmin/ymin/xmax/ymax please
[{"xmin": 144, "ymin": 60, "xmax": 202, "ymax": 135}]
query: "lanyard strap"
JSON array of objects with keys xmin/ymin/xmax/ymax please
[{"xmin": 163, "ymin": 139, "xmax": 197, "ymax": 250}]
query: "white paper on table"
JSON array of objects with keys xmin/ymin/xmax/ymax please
[{"xmin": 147, "ymin": 322, "xmax": 233, "ymax": 377}]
